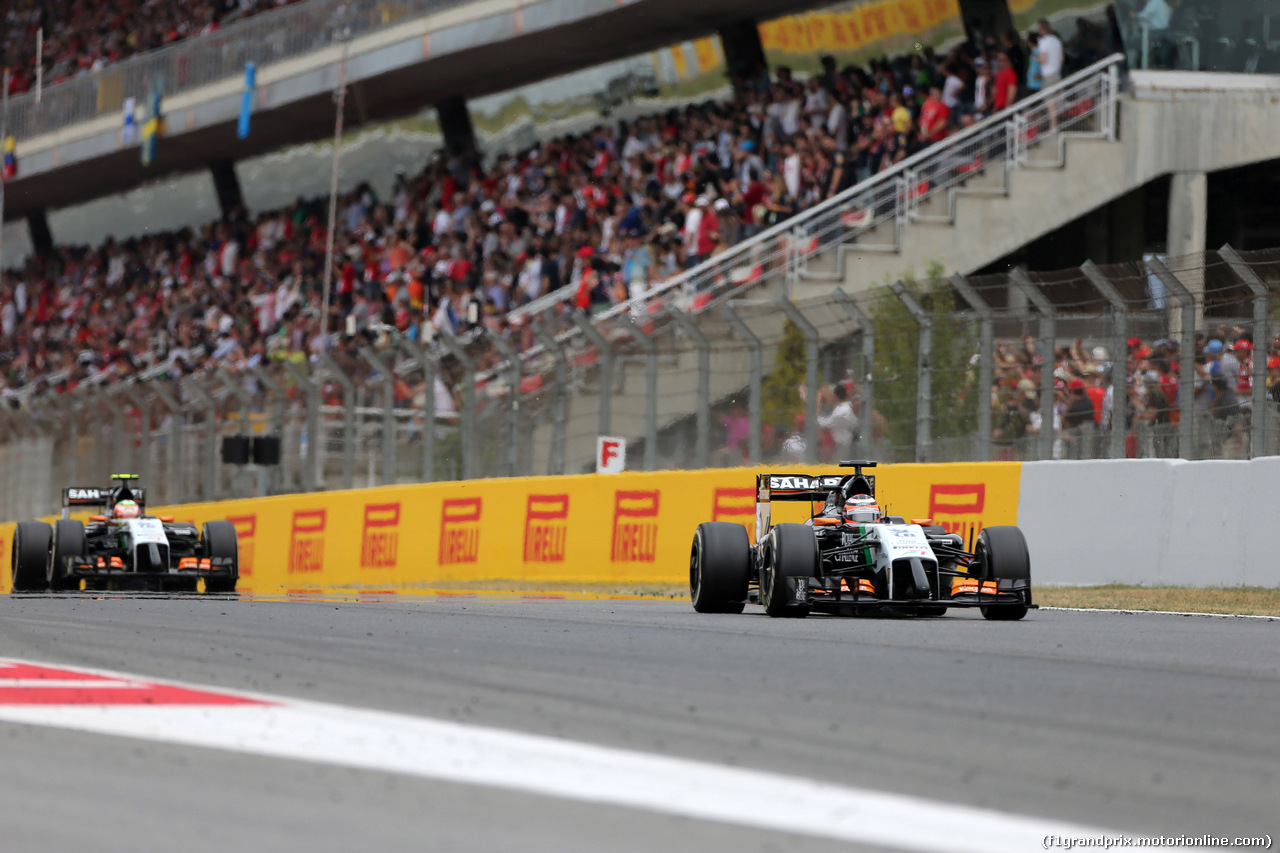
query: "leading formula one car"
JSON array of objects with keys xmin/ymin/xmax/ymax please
[
  {"xmin": 9, "ymin": 475, "xmax": 240, "ymax": 593},
  {"xmin": 690, "ymin": 462, "xmax": 1033, "ymax": 619}
]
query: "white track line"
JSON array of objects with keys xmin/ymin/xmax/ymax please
[
  {"xmin": 1041, "ymin": 606, "xmax": 1279, "ymax": 621},
  {"xmin": 0, "ymin": 658, "xmax": 1129, "ymax": 853}
]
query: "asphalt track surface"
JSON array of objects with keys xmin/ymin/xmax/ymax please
[{"xmin": 0, "ymin": 593, "xmax": 1276, "ymax": 852}]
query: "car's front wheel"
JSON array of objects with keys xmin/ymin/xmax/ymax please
[
  {"xmin": 200, "ymin": 521, "xmax": 239, "ymax": 593},
  {"xmin": 762, "ymin": 524, "xmax": 816, "ymax": 618},
  {"xmin": 976, "ymin": 526, "xmax": 1030, "ymax": 621},
  {"xmin": 690, "ymin": 522, "xmax": 750, "ymax": 613},
  {"xmin": 11, "ymin": 521, "xmax": 52, "ymax": 593},
  {"xmin": 49, "ymin": 519, "xmax": 87, "ymax": 592}
]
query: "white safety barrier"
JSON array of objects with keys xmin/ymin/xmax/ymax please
[{"xmin": 1017, "ymin": 459, "xmax": 1280, "ymax": 587}]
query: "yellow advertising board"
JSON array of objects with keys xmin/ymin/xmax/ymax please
[{"xmin": 0, "ymin": 462, "xmax": 1021, "ymax": 595}]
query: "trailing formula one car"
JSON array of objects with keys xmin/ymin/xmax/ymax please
[
  {"xmin": 690, "ymin": 462, "xmax": 1033, "ymax": 620},
  {"xmin": 10, "ymin": 475, "xmax": 239, "ymax": 593}
]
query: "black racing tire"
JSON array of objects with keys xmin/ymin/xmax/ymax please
[
  {"xmin": 11, "ymin": 521, "xmax": 52, "ymax": 592},
  {"xmin": 762, "ymin": 523, "xmax": 816, "ymax": 618},
  {"xmin": 690, "ymin": 523, "xmax": 750, "ymax": 614},
  {"xmin": 917, "ymin": 605, "xmax": 948, "ymax": 617},
  {"xmin": 201, "ymin": 521, "xmax": 239, "ymax": 593},
  {"xmin": 49, "ymin": 519, "xmax": 87, "ymax": 592},
  {"xmin": 976, "ymin": 526, "xmax": 1030, "ymax": 621}
]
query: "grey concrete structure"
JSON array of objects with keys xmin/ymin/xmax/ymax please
[
  {"xmin": 2, "ymin": 0, "xmax": 833, "ymax": 220},
  {"xmin": 790, "ymin": 71, "xmax": 1280, "ymax": 304}
]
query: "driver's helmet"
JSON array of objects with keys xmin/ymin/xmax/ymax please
[
  {"xmin": 843, "ymin": 494, "xmax": 880, "ymax": 523},
  {"xmin": 112, "ymin": 499, "xmax": 141, "ymax": 520}
]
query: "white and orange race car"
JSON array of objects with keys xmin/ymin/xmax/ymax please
[
  {"xmin": 9, "ymin": 475, "xmax": 239, "ymax": 594},
  {"xmin": 689, "ymin": 461, "xmax": 1033, "ymax": 619}
]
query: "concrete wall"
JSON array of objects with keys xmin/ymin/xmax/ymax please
[{"xmin": 1017, "ymin": 458, "xmax": 1280, "ymax": 588}]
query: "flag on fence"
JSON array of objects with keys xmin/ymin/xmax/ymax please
[
  {"xmin": 122, "ymin": 97, "xmax": 137, "ymax": 145},
  {"xmin": 2, "ymin": 136, "xmax": 16, "ymax": 181},
  {"xmin": 140, "ymin": 91, "xmax": 162, "ymax": 167},
  {"xmin": 238, "ymin": 62, "xmax": 256, "ymax": 140}
]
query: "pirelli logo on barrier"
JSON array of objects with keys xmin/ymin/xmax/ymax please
[
  {"xmin": 227, "ymin": 515, "xmax": 256, "ymax": 577},
  {"xmin": 711, "ymin": 487, "xmax": 756, "ymax": 542},
  {"xmin": 361, "ymin": 503, "xmax": 400, "ymax": 569},
  {"xmin": 288, "ymin": 510, "xmax": 326, "ymax": 574},
  {"xmin": 928, "ymin": 484, "xmax": 987, "ymax": 542},
  {"xmin": 439, "ymin": 497, "xmax": 481, "ymax": 565},
  {"xmin": 524, "ymin": 494, "xmax": 569, "ymax": 563},
  {"xmin": 611, "ymin": 490, "xmax": 659, "ymax": 562}
]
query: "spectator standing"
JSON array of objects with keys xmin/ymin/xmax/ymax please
[
  {"xmin": 1037, "ymin": 19, "xmax": 1065, "ymax": 128},
  {"xmin": 817, "ymin": 384, "xmax": 859, "ymax": 459},
  {"xmin": 993, "ymin": 52, "xmax": 1020, "ymax": 113}
]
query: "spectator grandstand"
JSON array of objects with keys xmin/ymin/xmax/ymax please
[
  {"xmin": 1, "ymin": 27, "xmax": 1063, "ymax": 400},
  {"xmin": 2, "ymin": 0, "xmax": 300, "ymax": 93}
]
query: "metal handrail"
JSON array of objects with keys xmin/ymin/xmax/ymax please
[
  {"xmin": 5, "ymin": 0, "xmax": 477, "ymax": 143},
  {"xmin": 497, "ymin": 53, "xmax": 1125, "ymax": 380},
  {"xmin": 509, "ymin": 53, "xmax": 1124, "ymax": 333}
]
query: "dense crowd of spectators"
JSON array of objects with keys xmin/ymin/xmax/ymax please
[
  {"xmin": 744, "ymin": 327, "xmax": 1280, "ymax": 467},
  {"xmin": 2, "ymin": 0, "xmax": 299, "ymax": 94},
  {"xmin": 0, "ymin": 18, "xmax": 1102, "ymax": 403}
]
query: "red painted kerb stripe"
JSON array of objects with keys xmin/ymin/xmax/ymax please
[{"xmin": 0, "ymin": 660, "xmax": 270, "ymax": 706}]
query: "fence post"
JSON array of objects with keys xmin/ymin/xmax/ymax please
[
  {"xmin": 531, "ymin": 320, "xmax": 568, "ymax": 476},
  {"xmin": 1011, "ymin": 269, "xmax": 1057, "ymax": 462},
  {"xmin": 669, "ymin": 309, "xmax": 711, "ymax": 469},
  {"xmin": 435, "ymin": 330, "xmax": 477, "ymax": 481},
  {"xmin": 888, "ymin": 281, "xmax": 932, "ymax": 463},
  {"xmin": 1220, "ymin": 245, "xmax": 1271, "ymax": 459},
  {"xmin": 1105, "ymin": 60, "xmax": 1120, "ymax": 142},
  {"xmin": 830, "ymin": 287, "xmax": 877, "ymax": 458},
  {"xmin": 718, "ymin": 304, "xmax": 762, "ymax": 466},
  {"xmin": 397, "ymin": 337, "xmax": 435, "ymax": 483},
  {"xmin": 316, "ymin": 352, "xmax": 356, "ymax": 489},
  {"xmin": 357, "ymin": 345, "xmax": 397, "ymax": 486},
  {"xmin": 615, "ymin": 316, "xmax": 658, "ymax": 471},
  {"xmin": 88, "ymin": 387, "xmax": 124, "ymax": 474},
  {"xmin": 776, "ymin": 296, "xmax": 820, "ymax": 464},
  {"xmin": 571, "ymin": 314, "xmax": 613, "ymax": 439},
  {"xmin": 123, "ymin": 386, "xmax": 152, "ymax": 487},
  {"xmin": 182, "ymin": 377, "xmax": 221, "ymax": 502},
  {"xmin": 947, "ymin": 275, "xmax": 993, "ymax": 462},
  {"xmin": 1147, "ymin": 257, "xmax": 1197, "ymax": 459},
  {"xmin": 215, "ymin": 368, "xmax": 251, "ymax": 436},
  {"xmin": 148, "ymin": 379, "xmax": 185, "ymax": 505},
  {"xmin": 284, "ymin": 362, "xmax": 320, "ymax": 492},
  {"xmin": 249, "ymin": 365, "xmax": 286, "ymax": 496},
  {"xmin": 484, "ymin": 329, "xmax": 522, "ymax": 478},
  {"xmin": 1081, "ymin": 260, "xmax": 1130, "ymax": 460}
]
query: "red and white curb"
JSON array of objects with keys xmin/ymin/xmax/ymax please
[{"xmin": 0, "ymin": 657, "xmax": 1127, "ymax": 853}]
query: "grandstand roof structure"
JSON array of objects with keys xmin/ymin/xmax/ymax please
[{"xmin": 3, "ymin": 0, "xmax": 831, "ymax": 219}]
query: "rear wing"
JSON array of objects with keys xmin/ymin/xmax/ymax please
[
  {"xmin": 61, "ymin": 486, "xmax": 146, "ymax": 519},
  {"xmin": 755, "ymin": 471, "xmax": 877, "ymax": 541}
]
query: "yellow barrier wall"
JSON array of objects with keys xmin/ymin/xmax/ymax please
[{"xmin": 0, "ymin": 462, "xmax": 1021, "ymax": 594}]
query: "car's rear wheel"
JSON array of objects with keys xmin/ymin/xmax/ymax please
[
  {"xmin": 48, "ymin": 519, "xmax": 87, "ymax": 592},
  {"xmin": 11, "ymin": 521, "xmax": 52, "ymax": 592},
  {"xmin": 200, "ymin": 521, "xmax": 239, "ymax": 593},
  {"xmin": 762, "ymin": 523, "xmax": 815, "ymax": 618},
  {"xmin": 976, "ymin": 526, "xmax": 1030, "ymax": 621},
  {"xmin": 690, "ymin": 522, "xmax": 750, "ymax": 614}
]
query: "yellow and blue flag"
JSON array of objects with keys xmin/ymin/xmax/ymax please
[
  {"xmin": 2, "ymin": 136, "xmax": 15, "ymax": 181},
  {"xmin": 141, "ymin": 91, "xmax": 162, "ymax": 167}
]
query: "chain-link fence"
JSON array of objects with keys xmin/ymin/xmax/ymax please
[{"xmin": 3, "ymin": 244, "xmax": 1278, "ymax": 520}]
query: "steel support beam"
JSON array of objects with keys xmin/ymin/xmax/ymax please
[
  {"xmin": 718, "ymin": 304, "xmax": 763, "ymax": 466},
  {"xmin": 1011, "ymin": 269, "xmax": 1056, "ymax": 462},
  {"xmin": 1081, "ymin": 260, "xmax": 1130, "ymax": 460},
  {"xmin": 776, "ymin": 297, "xmax": 820, "ymax": 464}
]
